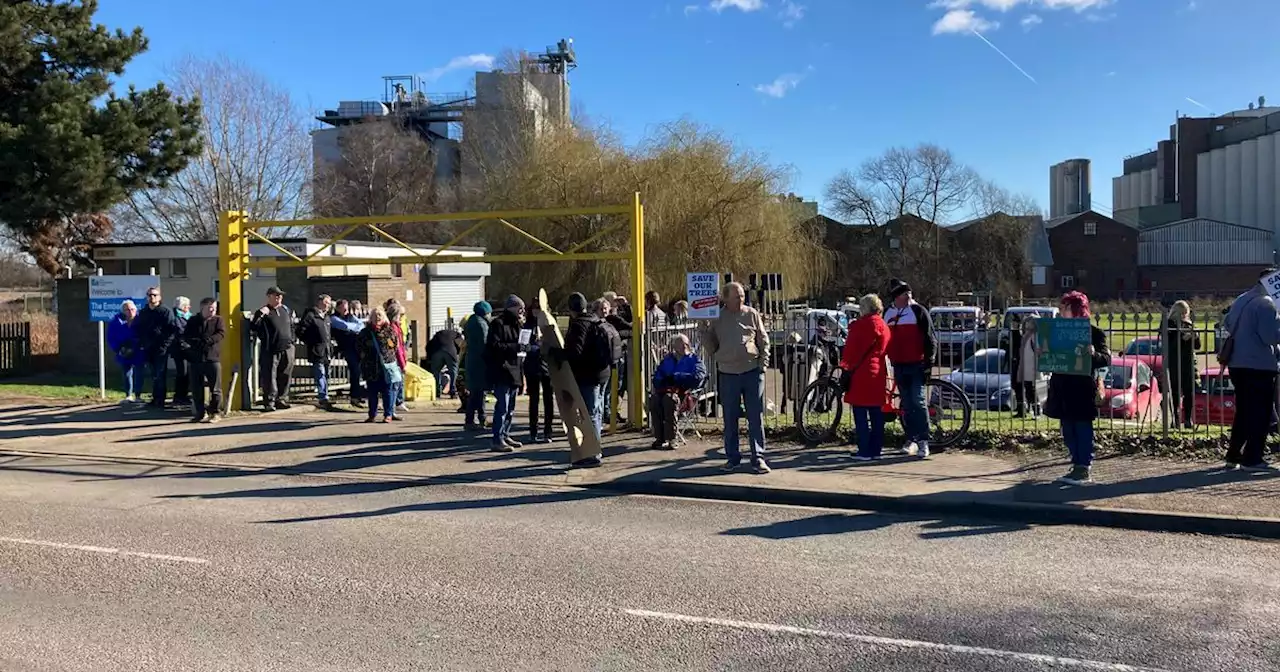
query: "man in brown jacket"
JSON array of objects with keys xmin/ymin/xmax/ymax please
[{"xmin": 705, "ymin": 282, "xmax": 771, "ymax": 474}]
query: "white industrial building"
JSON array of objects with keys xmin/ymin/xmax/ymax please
[
  {"xmin": 1049, "ymin": 158, "xmax": 1091, "ymax": 218},
  {"xmin": 1111, "ymin": 99, "xmax": 1280, "ymax": 254}
]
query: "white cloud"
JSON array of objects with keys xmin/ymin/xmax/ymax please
[
  {"xmin": 779, "ymin": 1, "xmax": 805, "ymax": 26},
  {"xmin": 754, "ymin": 71, "xmax": 806, "ymax": 98},
  {"xmin": 423, "ymin": 54, "xmax": 495, "ymax": 81},
  {"xmin": 1020, "ymin": 13, "xmax": 1043, "ymax": 29},
  {"xmin": 683, "ymin": 4, "xmax": 700, "ymax": 14},
  {"xmin": 932, "ymin": 9, "xmax": 998, "ymax": 34},
  {"xmin": 710, "ymin": 0, "xmax": 764, "ymax": 11},
  {"xmin": 932, "ymin": 0, "xmax": 1111, "ymax": 9}
]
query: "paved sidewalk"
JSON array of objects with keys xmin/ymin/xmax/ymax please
[{"xmin": 1, "ymin": 401, "xmax": 1278, "ymax": 536}]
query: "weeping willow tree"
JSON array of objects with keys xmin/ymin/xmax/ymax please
[{"xmin": 461, "ymin": 114, "xmax": 830, "ymax": 305}]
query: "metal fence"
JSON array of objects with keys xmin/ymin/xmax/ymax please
[{"xmin": 637, "ymin": 311, "xmax": 1243, "ymax": 440}]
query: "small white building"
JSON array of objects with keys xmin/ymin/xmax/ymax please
[{"xmin": 92, "ymin": 238, "xmax": 491, "ymax": 331}]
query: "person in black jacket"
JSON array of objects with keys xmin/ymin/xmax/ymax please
[
  {"xmin": 524, "ymin": 297, "xmax": 554, "ymax": 444},
  {"xmin": 134, "ymin": 286, "xmax": 180, "ymax": 408},
  {"xmin": 251, "ymin": 286, "xmax": 296, "ymax": 410},
  {"xmin": 170, "ymin": 296, "xmax": 192, "ymax": 406},
  {"xmin": 330, "ymin": 300, "xmax": 366, "ymax": 406},
  {"xmin": 602, "ymin": 296, "xmax": 632, "ymax": 424},
  {"xmin": 298, "ymin": 294, "xmax": 334, "ymax": 409},
  {"xmin": 426, "ymin": 326, "xmax": 461, "ymax": 398},
  {"xmin": 486, "ymin": 295, "xmax": 529, "ymax": 452},
  {"xmin": 1044, "ymin": 291, "xmax": 1111, "ymax": 486},
  {"xmin": 549, "ymin": 292, "xmax": 611, "ymax": 468},
  {"xmin": 183, "ymin": 297, "xmax": 226, "ymax": 423}
]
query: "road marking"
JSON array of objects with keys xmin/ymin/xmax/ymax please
[
  {"xmin": 622, "ymin": 609, "xmax": 1168, "ymax": 672},
  {"xmin": 0, "ymin": 536, "xmax": 208, "ymax": 565}
]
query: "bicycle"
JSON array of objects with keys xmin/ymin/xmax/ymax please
[{"xmin": 795, "ymin": 368, "xmax": 972, "ymax": 448}]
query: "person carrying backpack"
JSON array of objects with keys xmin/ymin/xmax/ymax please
[{"xmin": 550, "ymin": 292, "xmax": 615, "ymax": 468}]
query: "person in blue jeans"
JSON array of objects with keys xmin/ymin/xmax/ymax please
[
  {"xmin": 882, "ymin": 279, "xmax": 937, "ymax": 458},
  {"xmin": 357, "ymin": 307, "xmax": 401, "ymax": 422},
  {"xmin": 486, "ymin": 295, "xmax": 529, "ymax": 452},
  {"xmin": 1044, "ymin": 291, "xmax": 1111, "ymax": 485},
  {"xmin": 705, "ymin": 282, "xmax": 771, "ymax": 474},
  {"xmin": 106, "ymin": 301, "xmax": 145, "ymax": 401},
  {"xmin": 842, "ymin": 294, "xmax": 892, "ymax": 461}
]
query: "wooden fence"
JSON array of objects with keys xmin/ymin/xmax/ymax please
[{"xmin": 0, "ymin": 321, "xmax": 32, "ymax": 377}]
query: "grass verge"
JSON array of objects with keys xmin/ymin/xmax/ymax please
[{"xmin": 0, "ymin": 374, "xmax": 124, "ymax": 402}]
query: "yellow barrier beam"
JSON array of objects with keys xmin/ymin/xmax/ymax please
[
  {"xmin": 243, "ymin": 204, "xmax": 633, "ymax": 231},
  {"xmin": 307, "ymin": 222, "xmax": 364, "ymax": 261},
  {"xmin": 628, "ymin": 193, "xmax": 646, "ymax": 426},
  {"xmin": 244, "ymin": 251, "xmax": 632, "ymax": 270},
  {"xmin": 497, "ymin": 219, "xmax": 562, "ymax": 255},
  {"xmin": 563, "ymin": 220, "xmax": 626, "ymax": 256},
  {"xmin": 244, "ymin": 228, "xmax": 305, "ymax": 263},
  {"xmin": 366, "ymin": 223, "xmax": 428, "ymax": 259}
]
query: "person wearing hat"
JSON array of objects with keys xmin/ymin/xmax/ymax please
[
  {"xmin": 883, "ymin": 279, "xmax": 937, "ymax": 458},
  {"xmin": 463, "ymin": 300, "xmax": 493, "ymax": 430},
  {"xmin": 486, "ymin": 295, "xmax": 530, "ymax": 452},
  {"xmin": 252, "ymin": 286, "xmax": 297, "ymax": 411}
]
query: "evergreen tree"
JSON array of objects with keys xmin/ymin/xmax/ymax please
[{"xmin": 0, "ymin": 0, "xmax": 202, "ymax": 273}]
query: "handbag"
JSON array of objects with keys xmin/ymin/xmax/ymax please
[
  {"xmin": 1217, "ymin": 294, "xmax": 1258, "ymax": 367},
  {"xmin": 370, "ymin": 331, "xmax": 403, "ymax": 385}
]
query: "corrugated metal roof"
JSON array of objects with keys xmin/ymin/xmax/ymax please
[{"xmin": 1138, "ymin": 218, "xmax": 1275, "ymax": 266}]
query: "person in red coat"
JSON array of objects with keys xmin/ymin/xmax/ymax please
[{"xmin": 841, "ymin": 294, "xmax": 892, "ymax": 460}]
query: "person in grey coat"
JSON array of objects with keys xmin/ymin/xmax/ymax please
[
  {"xmin": 464, "ymin": 301, "xmax": 493, "ymax": 430},
  {"xmin": 1221, "ymin": 270, "xmax": 1280, "ymax": 472}
]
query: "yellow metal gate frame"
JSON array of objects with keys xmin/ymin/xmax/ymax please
[{"xmin": 218, "ymin": 193, "xmax": 647, "ymax": 422}]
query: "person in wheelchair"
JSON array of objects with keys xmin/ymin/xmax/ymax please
[{"xmin": 649, "ymin": 333, "xmax": 708, "ymax": 450}]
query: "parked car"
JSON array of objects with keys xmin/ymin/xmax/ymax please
[
  {"xmin": 997, "ymin": 306, "xmax": 1059, "ymax": 347},
  {"xmin": 1122, "ymin": 337, "xmax": 1164, "ymax": 378},
  {"xmin": 930, "ymin": 305, "xmax": 987, "ymax": 369},
  {"xmin": 1193, "ymin": 366, "xmax": 1235, "ymax": 426},
  {"xmin": 1100, "ymin": 357, "xmax": 1162, "ymax": 421},
  {"xmin": 938, "ymin": 348, "xmax": 1047, "ymax": 412}
]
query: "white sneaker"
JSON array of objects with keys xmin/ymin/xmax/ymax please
[
  {"xmin": 899, "ymin": 442, "xmax": 917, "ymax": 456},
  {"xmin": 916, "ymin": 442, "xmax": 930, "ymax": 459}
]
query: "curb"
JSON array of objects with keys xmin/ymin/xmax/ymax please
[
  {"xmin": 1, "ymin": 447, "xmax": 1277, "ymax": 540},
  {"xmin": 586, "ymin": 478, "xmax": 1280, "ymax": 540}
]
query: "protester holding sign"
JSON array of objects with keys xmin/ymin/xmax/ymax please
[
  {"xmin": 1219, "ymin": 268, "xmax": 1280, "ymax": 472},
  {"xmin": 1043, "ymin": 291, "xmax": 1110, "ymax": 486}
]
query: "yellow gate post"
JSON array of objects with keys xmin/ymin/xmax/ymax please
[
  {"xmin": 218, "ymin": 211, "xmax": 245, "ymax": 409},
  {"xmin": 628, "ymin": 192, "xmax": 646, "ymax": 425}
]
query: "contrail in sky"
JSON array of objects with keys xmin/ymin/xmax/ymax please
[
  {"xmin": 1185, "ymin": 97, "xmax": 1213, "ymax": 113},
  {"xmin": 970, "ymin": 29, "xmax": 1037, "ymax": 84}
]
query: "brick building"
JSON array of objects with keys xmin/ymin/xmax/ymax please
[{"xmin": 1044, "ymin": 210, "xmax": 1138, "ymax": 300}]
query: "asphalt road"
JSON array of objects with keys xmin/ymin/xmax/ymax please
[{"xmin": 0, "ymin": 454, "xmax": 1277, "ymax": 672}]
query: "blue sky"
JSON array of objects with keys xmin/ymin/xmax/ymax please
[{"xmin": 97, "ymin": 0, "xmax": 1276, "ymax": 220}]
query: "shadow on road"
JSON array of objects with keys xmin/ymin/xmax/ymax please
[{"xmin": 721, "ymin": 511, "xmax": 1030, "ymax": 541}]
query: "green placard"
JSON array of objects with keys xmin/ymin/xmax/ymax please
[{"xmin": 1036, "ymin": 318, "xmax": 1092, "ymax": 376}]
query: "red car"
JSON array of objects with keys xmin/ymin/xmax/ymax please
[
  {"xmin": 1121, "ymin": 337, "xmax": 1164, "ymax": 378},
  {"xmin": 1100, "ymin": 357, "xmax": 1162, "ymax": 420},
  {"xmin": 1193, "ymin": 366, "xmax": 1235, "ymax": 426}
]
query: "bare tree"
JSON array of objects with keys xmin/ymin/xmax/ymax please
[
  {"xmin": 825, "ymin": 144, "xmax": 978, "ymax": 226},
  {"xmin": 971, "ymin": 178, "xmax": 1043, "ymax": 218},
  {"xmin": 312, "ymin": 119, "xmax": 463, "ymax": 244},
  {"xmin": 114, "ymin": 56, "xmax": 311, "ymax": 241}
]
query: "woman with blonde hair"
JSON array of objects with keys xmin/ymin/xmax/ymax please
[
  {"xmin": 357, "ymin": 306, "xmax": 403, "ymax": 423},
  {"xmin": 1008, "ymin": 314, "xmax": 1041, "ymax": 418},
  {"xmin": 1165, "ymin": 300, "xmax": 1201, "ymax": 429},
  {"xmin": 841, "ymin": 294, "xmax": 892, "ymax": 460}
]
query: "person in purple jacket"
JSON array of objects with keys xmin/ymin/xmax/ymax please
[{"xmin": 106, "ymin": 300, "xmax": 145, "ymax": 402}]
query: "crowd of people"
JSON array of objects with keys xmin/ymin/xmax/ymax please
[{"xmin": 104, "ymin": 271, "xmax": 1278, "ymax": 481}]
